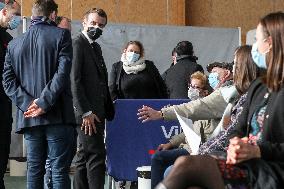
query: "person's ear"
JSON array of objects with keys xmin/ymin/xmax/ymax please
[
  {"xmin": 267, "ymin": 36, "xmax": 272, "ymax": 50},
  {"xmin": 224, "ymin": 70, "xmax": 231, "ymax": 80}
]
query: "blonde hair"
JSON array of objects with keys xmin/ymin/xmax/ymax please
[{"xmin": 190, "ymin": 71, "xmax": 207, "ymax": 89}]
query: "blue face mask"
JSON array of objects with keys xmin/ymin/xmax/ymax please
[
  {"xmin": 251, "ymin": 42, "xmax": 267, "ymax": 69},
  {"xmin": 126, "ymin": 51, "xmax": 140, "ymax": 63},
  {"xmin": 9, "ymin": 15, "xmax": 21, "ymax": 30},
  {"xmin": 208, "ymin": 72, "xmax": 220, "ymax": 89}
]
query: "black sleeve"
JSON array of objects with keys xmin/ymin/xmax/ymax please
[
  {"xmin": 109, "ymin": 62, "xmax": 120, "ymax": 101},
  {"xmin": 70, "ymin": 38, "xmax": 91, "ymax": 116}
]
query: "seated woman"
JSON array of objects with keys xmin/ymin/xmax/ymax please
[
  {"xmin": 109, "ymin": 40, "xmax": 167, "ymax": 100},
  {"xmin": 152, "ymin": 45, "xmax": 259, "ymax": 189},
  {"xmin": 156, "ymin": 12, "xmax": 284, "ymax": 189}
]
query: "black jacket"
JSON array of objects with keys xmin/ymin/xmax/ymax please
[
  {"xmin": 109, "ymin": 60, "xmax": 168, "ymax": 100},
  {"xmin": 0, "ymin": 27, "xmax": 12, "ymax": 121},
  {"xmin": 71, "ymin": 33, "xmax": 114, "ymax": 124},
  {"xmin": 163, "ymin": 56, "xmax": 204, "ymax": 99},
  {"xmin": 2, "ymin": 22, "xmax": 76, "ymax": 133},
  {"xmin": 233, "ymin": 79, "xmax": 284, "ymax": 188}
]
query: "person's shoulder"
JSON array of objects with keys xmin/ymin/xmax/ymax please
[
  {"xmin": 195, "ymin": 63, "xmax": 204, "ymax": 72},
  {"xmin": 145, "ymin": 59, "xmax": 154, "ymax": 65},
  {"xmin": 8, "ymin": 33, "xmax": 25, "ymax": 48},
  {"xmin": 112, "ymin": 61, "xmax": 122, "ymax": 68},
  {"xmin": 72, "ymin": 33, "xmax": 86, "ymax": 45}
]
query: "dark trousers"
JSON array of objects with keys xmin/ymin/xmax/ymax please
[
  {"xmin": 73, "ymin": 123, "xmax": 106, "ymax": 189},
  {"xmin": 0, "ymin": 119, "xmax": 12, "ymax": 189},
  {"xmin": 151, "ymin": 148, "xmax": 189, "ymax": 189}
]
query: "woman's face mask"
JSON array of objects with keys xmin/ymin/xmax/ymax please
[
  {"xmin": 208, "ymin": 72, "xmax": 220, "ymax": 89},
  {"xmin": 187, "ymin": 87, "xmax": 200, "ymax": 100},
  {"xmin": 126, "ymin": 51, "xmax": 140, "ymax": 63},
  {"xmin": 251, "ymin": 42, "xmax": 267, "ymax": 69}
]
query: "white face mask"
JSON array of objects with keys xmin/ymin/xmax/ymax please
[
  {"xmin": 126, "ymin": 51, "xmax": 140, "ymax": 63},
  {"xmin": 188, "ymin": 87, "xmax": 200, "ymax": 100}
]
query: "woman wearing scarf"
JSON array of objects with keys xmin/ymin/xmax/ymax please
[{"xmin": 109, "ymin": 40, "xmax": 167, "ymax": 100}]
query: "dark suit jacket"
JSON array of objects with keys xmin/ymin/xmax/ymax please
[
  {"xmin": 71, "ymin": 33, "xmax": 114, "ymax": 124},
  {"xmin": 2, "ymin": 22, "xmax": 76, "ymax": 133},
  {"xmin": 163, "ymin": 57, "xmax": 204, "ymax": 99}
]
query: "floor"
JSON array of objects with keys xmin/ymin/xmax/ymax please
[{"xmin": 4, "ymin": 174, "xmax": 113, "ymax": 189}]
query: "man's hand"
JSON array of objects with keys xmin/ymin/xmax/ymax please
[
  {"xmin": 81, "ymin": 113, "xmax": 101, "ymax": 136},
  {"xmin": 226, "ymin": 137, "xmax": 261, "ymax": 164},
  {"xmin": 137, "ymin": 105, "xmax": 163, "ymax": 123},
  {"xmin": 157, "ymin": 143, "xmax": 173, "ymax": 151},
  {"xmin": 24, "ymin": 99, "xmax": 45, "ymax": 118}
]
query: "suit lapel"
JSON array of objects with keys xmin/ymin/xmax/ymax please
[{"xmin": 79, "ymin": 34, "xmax": 105, "ymax": 77}]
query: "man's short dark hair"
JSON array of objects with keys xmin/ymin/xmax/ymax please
[
  {"xmin": 32, "ymin": 0, "xmax": 58, "ymax": 17},
  {"xmin": 83, "ymin": 8, "xmax": 107, "ymax": 25},
  {"xmin": 206, "ymin": 62, "xmax": 233, "ymax": 72},
  {"xmin": 175, "ymin": 41, "xmax": 194, "ymax": 56}
]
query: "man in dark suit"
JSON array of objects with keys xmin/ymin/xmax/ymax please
[
  {"xmin": 2, "ymin": 0, "xmax": 76, "ymax": 188},
  {"xmin": 163, "ymin": 41, "xmax": 204, "ymax": 99},
  {"xmin": 71, "ymin": 8, "xmax": 114, "ymax": 189},
  {"xmin": 0, "ymin": 1, "xmax": 21, "ymax": 188}
]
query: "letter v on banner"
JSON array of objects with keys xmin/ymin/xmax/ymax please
[{"xmin": 161, "ymin": 125, "xmax": 179, "ymax": 139}]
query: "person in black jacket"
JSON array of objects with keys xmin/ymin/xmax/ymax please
[
  {"xmin": 109, "ymin": 40, "xmax": 167, "ymax": 100},
  {"xmin": 162, "ymin": 41, "xmax": 204, "ymax": 99},
  {"xmin": 71, "ymin": 8, "xmax": 114, "ymax": 189},
  {"xmin": 0, "ymin": 1, "xmax": 20, "ymax": 188}
]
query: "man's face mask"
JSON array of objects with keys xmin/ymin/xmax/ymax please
[
  {"xmin": 126, "ymin": 51, "xmax": 140, "ymax": 63},
  {"xmin": 208, "ymin": 72, "xmax": 220, "ymax": 89},
  {"xmin": 187, "ymin": 87, "xmax": 200, "ymax": 101},
  {"xmin": 87, "ymin": 26, "xmax": 103, "ymax": 41},
  {"xmin": 8, "ymin": 15, "xmax": 21, "ymax": 30}
]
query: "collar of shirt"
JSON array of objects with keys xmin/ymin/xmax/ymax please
[{"xmin": 82, "ymin": 30, "xmax": 93, "ymax": 44}]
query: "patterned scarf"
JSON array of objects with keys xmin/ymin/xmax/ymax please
[
  {"xmin": 198, "ymin": 93, "xmax": 248, "ymax": 155},
  {"xmin": 121, "ymin": 52, "xmax": 146, "ymax": 74}
]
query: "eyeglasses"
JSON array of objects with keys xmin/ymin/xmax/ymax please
[{"xmin": 189, "ymin": 84, "xmax": 203, "ymax": 90}]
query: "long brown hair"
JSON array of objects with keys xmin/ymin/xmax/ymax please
[
  {"xmin": 260, "ymin": 12, "xmax": 284, "ymax": 92},
  {"xmin": 234, "ymin": 45, "xmax": 259, "ymax": 94}
]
